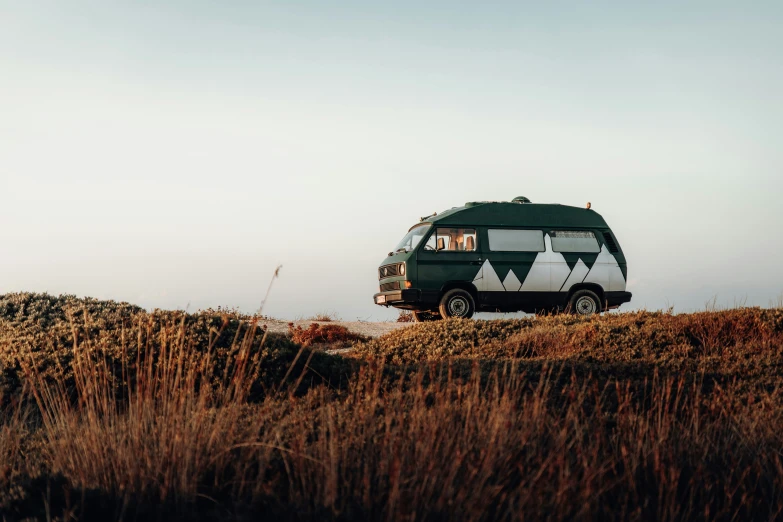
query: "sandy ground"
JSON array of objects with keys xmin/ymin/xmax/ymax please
[{"xmin": 261, "ymin": 319, "xmax": 411, "ymax": 338}]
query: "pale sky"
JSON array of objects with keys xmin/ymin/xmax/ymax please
[{"xmin": 2, "ymin": 1, "xmax": 782, "ymax": 320}]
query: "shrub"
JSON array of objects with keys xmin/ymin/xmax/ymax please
[
  {"xmin": 0, "ymin": 293, "xmax": 355, "ymax": 403},
  {"xmin": 288, "ymin": 322, "xmax": 364, "ymax": 348},
  {"xmin": 355, "ymin": 309, "xmax": 783, "ymax": 387}
]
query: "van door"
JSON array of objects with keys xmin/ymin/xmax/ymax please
[
  {"xmin": 416, "ymin": 227, "xmax": 482, "ymax": 300},
  {"xmin": 476, "ymin": 228, "xmax": 544, "ymax": 311}
]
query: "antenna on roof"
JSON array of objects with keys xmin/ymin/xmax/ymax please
[{"xmin": 511, "ymin": 196, "xmax": 531, "ymax": 204}]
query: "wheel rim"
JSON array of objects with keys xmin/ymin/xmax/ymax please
[
  {"xmin": 575, "ymin": 296, "xmax": 597, "ymax": 315},
  {"xmin": 448, "ymin": 296, "xmax": 469, "ymax": 317}
]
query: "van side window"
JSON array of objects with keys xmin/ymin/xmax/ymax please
[
  {"xmin": 428, "ymin": 228, "xmax": 477, "ymax": 251},
  {"xmin": 488, "ymin": 229, "xmax": 544, "ymax": 252},
  {"xmin": 550, "ymin": 230, "xmax": 600, "ymax": 253}
]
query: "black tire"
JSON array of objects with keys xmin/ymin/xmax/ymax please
[
  {"xmin": 439, "ymin": 289, "xmax": 476, "ymax": 319},
  {"xmin": 568, "ymin": 289, "xmax": 602, "ymax": 317},
  {"xmin": 413, "ymin": 311, "xmax": 441, "ymax": 322}
]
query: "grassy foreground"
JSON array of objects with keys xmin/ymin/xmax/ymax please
[{"xmin": 2, "ymin": 293, "xmax": 783, "ymax": 521}]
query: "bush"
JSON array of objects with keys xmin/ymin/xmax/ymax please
[
  {"xmin": 355, "ymin": 309, "xmax": 783, "ymax": 387},
  {"xmin": 288, "ymin": 322, "xmax": 365, "ymax": 348},
  {"xmin": 0, "ymin": 293, "xmax": 355, "ymax": 403}
]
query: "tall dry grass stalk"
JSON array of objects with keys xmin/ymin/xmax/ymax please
[
  {"xmin": 12, "ymin": 337, "xmax": 783, "ymax": 520},
  {"xmin": 0, "ymin": 390, "xmax": 32, "ymax": 488},
  {"xmin": 17, "ymin": 311, "xmax": 291, "ymax": 511},
  {"xmin": 15, "ymin": 267, "xmax": 288, "ymax": 508},
  {"xmin": 277, "ymin": 364, "xmax": 783, "ymax": 521}
]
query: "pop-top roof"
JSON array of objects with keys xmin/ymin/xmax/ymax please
[{"xmin": 421, "ymin": 199, "xmax": 609, "ymax": 229}]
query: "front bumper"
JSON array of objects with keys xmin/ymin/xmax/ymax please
[{"xmin": 373, "ymin": 289, "xmax": 439, "ymax": 310}]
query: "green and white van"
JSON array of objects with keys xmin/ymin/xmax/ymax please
[{"xmin": 373, "ymin": 198, "xmax": 632, "ymax": 321}]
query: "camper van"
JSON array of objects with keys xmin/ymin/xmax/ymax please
[{"xmin": 373, "ymin": 198, "xmax": 631, "ymax": 321}]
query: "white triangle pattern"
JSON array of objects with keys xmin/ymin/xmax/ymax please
[
  {"xmin": 551, "ymin": 257, "xmax": 571, "ymax": 291},
  {"xmin": 502, "ymin": 269, "xmax": 522, "ymax": 292},
  {"xmin": 520, "ymin": 234, "xmax": 558, "ymax": 291},
  {"xmin": 559, "ymin": 258, "xmax": 590, "ymax": 292},
  {"xmin": 470, "ymin": 238, "xmax": 626, "ymax": 293},
  {"xmin": 472, "ymin": 259, "xmax": 505, "ymax": 292}
]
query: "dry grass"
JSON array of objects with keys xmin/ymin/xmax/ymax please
[
  {"xmin": 2, "ymin": 293, "xmax": 783, "ymax": 520},
  {"xmin": 397, "ymin": 310, "xmax": 415, "ymax": 323},
  {"xmin": 288, "ymin": 322, "xmax": 366, "ymax": 349},
  {"xmin": 355, "ymin": 309, "xmax": 783, "ymax": 381},
  {"xmin": 21, "ymin": 314, "xmax": 266, "ymax": 505},
  {"xmin": 307, "ymin": 311, "xmax": 342, "ymax": 322}
]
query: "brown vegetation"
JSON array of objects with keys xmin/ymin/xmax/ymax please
[
  {"xmin": 397, "ymin": 310, "xmax": 415, "ymax": 323},
  {"xmin": 2, "ymin": 293, "xmax": 783, "ymax": 521},
  {"xmin": 307, "ymin": 311, "xmax": 341, "ymax": 322},
  {"xmin": 355, "ymin": 309, "xmax": 783, "ymax": 386},
  {"xmin": 288, "ymin": 322, "xmax": 365, "ymax": 348}
]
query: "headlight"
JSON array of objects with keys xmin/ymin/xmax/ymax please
[{"xmin": 398, "ymin": 263, "xmax": 405, "ymax": 276}]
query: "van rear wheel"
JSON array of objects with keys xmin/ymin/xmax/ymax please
[
  {"xmin": 413, "ymin": 311, "xmax": 441, "ymax": 322},
  {"xmin": 568, "ymin": 289, "xmax": 602, "ymax": 317},
  {"xmin": 439, "ymin": 289, "xmax": 475, "ymax": 319}
]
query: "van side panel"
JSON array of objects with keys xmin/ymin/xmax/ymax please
[
  {"xmin": 473, "ymin": 228, "xmax": 566, "ymax": 312},
  {"xmin": 559, "ymin": 258, "xmax": 592, "ymax": 292},
  {"xmin": 554, "ymin": 247, "xmax": 600, "ymax": 293},
  {"xmin": 472, "ymin": 227, "xmax": 628, "ymax": 312},
  {"xmin": 582, "ymin": 246, "xmax": 626, "ymax": 292},
  {"xmin": 473, "ymin": 227, "xmax": 543, "ymax": 311},
  {"xmin": 474, "ymin": 228, "xmax": 538, "ymax": 292}
]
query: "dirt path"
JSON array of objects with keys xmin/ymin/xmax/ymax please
[{"xmin": 261, "ymin": 319, "xmax": 410, "ymax": 338}]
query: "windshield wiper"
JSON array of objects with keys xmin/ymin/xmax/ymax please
[{"xmin": 394, "ymin": 248, "xmax": 408, "ymax": 254}]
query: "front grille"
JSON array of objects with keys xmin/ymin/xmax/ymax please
[
  {"xmin": 379, "ymin": 264, "xmax": 401, "ymax": 279},
  {"xmin": 379, "ymin": 282, "xmax": 400, "ymax": 292}
]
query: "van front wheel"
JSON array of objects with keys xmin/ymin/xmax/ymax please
[
  {"xmin": 439, "ymin": 289, "xmax": 475, "ymax": 319},
  {"xmin": 568, "ymin": 289, "xmax": 602, "ymax": 317}
]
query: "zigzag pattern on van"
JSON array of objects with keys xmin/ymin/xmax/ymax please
[{"xmin": 472, "ymin": 234, "xmax": 626, "ymax": 293}]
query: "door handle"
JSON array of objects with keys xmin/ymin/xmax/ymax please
[{"xmin": 470, "ymin": 259, "xmax": 483, "ymax": 265}]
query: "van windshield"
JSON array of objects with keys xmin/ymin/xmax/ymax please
[{"xmin": 393, "ymin": 225, "xmax": 431, "ymax": 253}]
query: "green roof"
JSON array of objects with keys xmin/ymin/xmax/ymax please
[{"xmin": 425, "ymin": 202, "xmax": 610, "ymax": 229}]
